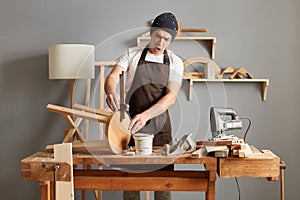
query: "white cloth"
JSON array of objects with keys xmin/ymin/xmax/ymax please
[{"xmin": 116, "ymin": 46, "xmax": 183, "ymax": 93}]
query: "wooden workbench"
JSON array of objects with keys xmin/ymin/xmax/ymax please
[
  {"xmin": 21, "ymin": 140, "xmax": 281, "ymax": 200},
  {"xmin": 21, "ymin": 141, "xmax": 217, "ymax": 200}
]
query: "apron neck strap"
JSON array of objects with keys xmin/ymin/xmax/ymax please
[{"xmin": 138, "ymin": 44, "xmax": 170, "ymax": 66}]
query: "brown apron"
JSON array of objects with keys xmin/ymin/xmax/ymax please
[
  {"xmin": 126, "ymin": 46, "xmax": 172, "ymax": 147},
  {"xmin": 112, "ymin": 46, "xmax": 173, "ymax": 172}
]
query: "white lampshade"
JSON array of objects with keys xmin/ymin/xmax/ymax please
[{"xmin": 48, "ymin": 44, "xmax": 95, "ymax": 79}]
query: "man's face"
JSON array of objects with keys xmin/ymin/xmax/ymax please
[{"xmin": 149, "ymin": 29, "xmax": 172, "ymax": 55}]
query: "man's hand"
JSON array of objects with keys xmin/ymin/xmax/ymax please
[
  {"xmin": 104, "ymin": 65, "xmax": 124, "ymax": 112},
  {"xmin": 128, "ymin": 112, "xmax": 150, "ymax": 134},
  {"xmin": 106, "ymin": 91, "xmax": 120, "ymax": 112}
]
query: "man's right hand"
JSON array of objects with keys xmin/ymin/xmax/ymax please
[{"xmin": 106, "ymin": 91, "xmax": 120, "ymax": 112}]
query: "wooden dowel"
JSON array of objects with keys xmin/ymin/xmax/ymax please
[
  {"xmin": 181, "ymin": 28, "xmax": 207, "ymax": 32},
  {"xmin": 47, "ymin": 104, "xmax": 110, "ymax": 123}
]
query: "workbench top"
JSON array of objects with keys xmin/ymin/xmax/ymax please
[
  {"xmin": 21, "ymin": 140, "xmax": 280, "ymax": 179},
  {"xmin": 22, "ymin": 141, "xmax": 217, "ymax": 165}
]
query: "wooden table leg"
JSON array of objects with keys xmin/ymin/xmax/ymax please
[
  {"xmin": 280, "ymin": 161, "xmax": 286, "ymax": 200},
  {"xmin": 205, "ymin": 164, "xmax": 216, "ymax": 200},
  {"xmin": 39, "ymin": 181, "xmax": 53, "ymax": 200},
  {"xmin": 206, "ymin": 181, "xmax": 215, "ymax": 200}
]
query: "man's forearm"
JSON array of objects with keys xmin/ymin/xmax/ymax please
[
  {"xmin": 104, "ymin": 73, "xmax": 118, "ymax": 95},
  {"xmin": 104, "ymin": 65, "xmax": 124, "ymax": 94},
  {"xmin": 145, "ymin": 90, "xmax": 177, "ymax": 119}
]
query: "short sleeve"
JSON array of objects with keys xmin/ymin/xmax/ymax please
[
  {"xmin": 116, "ymin": 49, "xmax": 130, "ymax": 71},
  {"xmin": 169, "ymin": 54, "xmax": 184, "ymax": 86}
]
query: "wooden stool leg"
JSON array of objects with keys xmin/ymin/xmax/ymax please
[
  {"xmin": 280, "ymin": 161, "xmax": 286, "ymax": 200},
  {"xmin": 145, "ymin": 191, "xmax": 150, "ymax": 200}
]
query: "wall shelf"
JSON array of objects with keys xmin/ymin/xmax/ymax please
[{"xmin": 183, "ymin": 78, "xmax": 269, "ymax": 101}]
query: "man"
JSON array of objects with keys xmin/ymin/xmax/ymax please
[{"xmin": 105, "ymin": 12, "xmax": 183, "ymax": 200}]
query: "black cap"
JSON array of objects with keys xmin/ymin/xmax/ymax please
[{"xmin": 150, "ymin": 12, "xmax": 178, "ymax": 41}]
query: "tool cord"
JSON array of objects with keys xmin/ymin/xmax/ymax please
[
  {"xmin": 53, "ymin": 164, "xmax": 60, "ymax": 200},
  {"xmin": 235, "ymin": 177, "xmax": 241, "ymax": 200},
  {"xmin": 234, "ymin": 117, "xmax": 252, "ymax": 200},
  {"xmin": 240, "ymin": 117, "xmax": 252, "ymax": 141}
]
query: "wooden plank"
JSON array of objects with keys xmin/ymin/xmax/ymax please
[
  {"xmin": 74, "ymin": 169, "xmax": 209, "ymax": 178},
  {"xmin": 47, "ymin": 104, "xmax": 110, "ymax": 123},
  {"xmin": 197, "ymin": 140, "xmax": 233, "ymax": 146},
  {"xmin": 181, "ymin": 28, "xmax": 207, "ymax": 32},
  {"xmin": 45, "ymin": 140, "xmax": 109, "ymax": 153},
  {"xmin": 74, "ymin": 176, "xmax": 208, "ymax": 191},
  {"xmin": 73, "ymin": 103, "xmax": 113, "ymax": 117},
  {"xmin": 54, "ymin": 143, "xmax": 74, "ymax": 200}
]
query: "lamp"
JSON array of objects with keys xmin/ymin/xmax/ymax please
[{"xmin": 48, "ymin": 44, "xmax": 95, "ymax": 107}]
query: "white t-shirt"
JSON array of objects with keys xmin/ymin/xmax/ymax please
[{"xmin": 116, "ymin": 46, "xmax": 184, "ymax": 92}]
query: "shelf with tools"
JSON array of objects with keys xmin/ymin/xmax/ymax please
[
  {"xmin": 137, "ymin": 31, "xmax": 270, "ymax": 102},
  {"xmin": 183, "ymin": 78, "xmax": 269, "ymax": 101}
]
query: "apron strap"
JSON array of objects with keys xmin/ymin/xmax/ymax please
[{"xmin": 137, "ymin": 44, "xmax": 170, "ymax": 67}]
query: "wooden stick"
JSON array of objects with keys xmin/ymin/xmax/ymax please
[
  {"xmin": 119, "ymin": 71, "xmax": 125, "ymax": 122},
  {"xmin": 62, "ymin": 118, "xmax": 83, "ymax": 143},
  {"xmin": 73, "ymin": 103, "xmax": 113, "ymax": 117},
  {"xmin": 181, "ymin": 28, "xmax": 207, "ymax": 32},
  {"xmin": 99, "ymin": 65, "xmax": 105, "ymax": 140},
  {"xmin": 47, "ymin": 104, "xmax": 110, "ymax": 123},
  {"xmin": 70, "ymin": 79, "xmax": 75, "ymax": 108},
  {"xmin": 64, "ymin": 115, "xmax": 85, "ymax": 143},
  {"xmin": 84, "ymin": 79, "xmax": 91, "ymax": 140}
]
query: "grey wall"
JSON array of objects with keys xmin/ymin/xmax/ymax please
[{"xmin": 1, "ymin": 0, "xmax": 299, "ymax": 199}]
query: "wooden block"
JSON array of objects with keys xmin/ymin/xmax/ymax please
[
  {"xmin": 183, "ymin": 72, "xmax": 203, "ymax": 79},
  {"xmin": 232, "ymin": 149, "xmax": 239, "ymax": 156},
  {"xmin": 206, "ymin": 146, "xmax": 228, "ymax": 153},
  {"xmin": 206, "ymin": 146, "xmax": 229, "ymax": 158},
  {"xmin": 239, "ymin": 144, "xmax": 253, "ymax": 157},
  {"xmin": 190, "ymin": 147, "xmax": 206, "ymax": 158},
  {"xmin": 231, "ymin": 144, "xmax": 241, "ymax": 150}
]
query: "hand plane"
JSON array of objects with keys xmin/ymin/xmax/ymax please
[{"xmin": 167, "ymin": 133, "xmax": 196, "ymax": 155}]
